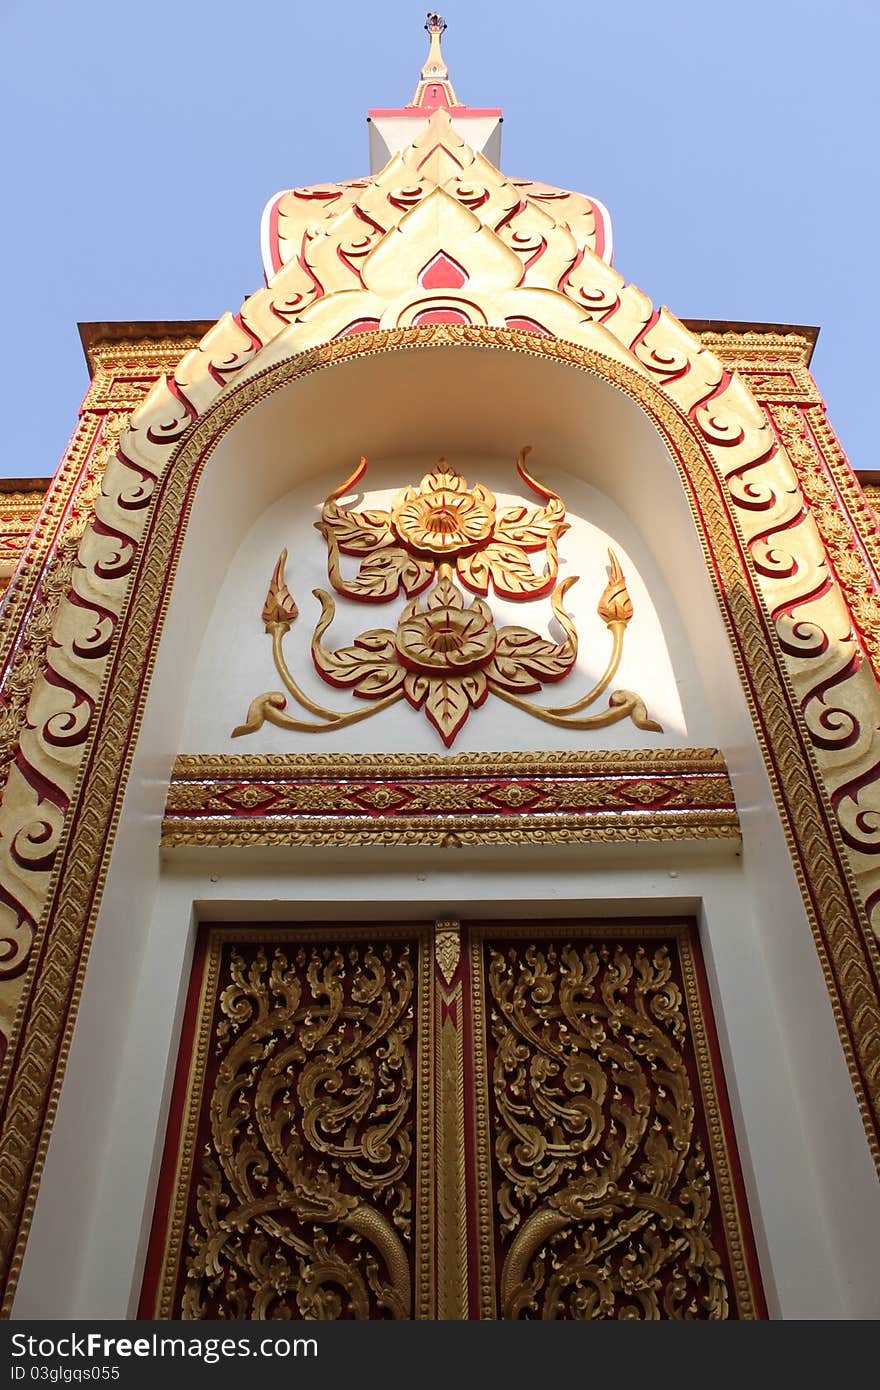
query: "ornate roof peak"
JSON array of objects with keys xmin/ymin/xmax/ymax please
[
  {"xmin": 412, "ymin": 13, "xmax": 459, "ymax": 110},
  {"xmin": 368, "ymin": 15, "xmax": 501, "ymax": 171}
]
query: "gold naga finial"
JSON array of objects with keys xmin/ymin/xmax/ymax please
[{"xmin": 413, "ymin": 12, "xmax": 459, "ymax": 107}]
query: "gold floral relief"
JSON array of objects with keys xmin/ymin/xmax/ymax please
[
  {"xmin": 150, "ymin": 927, "xmax": 432, "ymax": 1320},
  {"xmin": 471, "ymin": 925, "xmax": 761, "ymax": 1319},
  {"xmin": 233, "ymin": 448, "xmax": 661, "ymax": 747}
]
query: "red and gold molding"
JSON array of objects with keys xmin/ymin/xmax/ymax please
[
  {"xmin": 0, "ymin": 487, "xmax": 48, "ymax": 599},
  {"xmin": 162, "ymin": 749, "xmax": 739, "ymax": 848},
  {"xmin": 0, "ymin": 328, "xmax": 203, "ymax": 768},
  {"xmin": 696, "ymin": 325, "xmax": 821, "ymax": 405},
  {"xmin": 860, "ymin": 481, "xmax": 880, "ymax": 520}
]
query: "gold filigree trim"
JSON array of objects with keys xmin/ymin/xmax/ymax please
[
  {"xmin": 82, "ymin": 339, "xmax": 205, "ymax": 412},
  {"xmin": 696, "ymin": 329, "xmax": 815, "ymax": 365},
  {"xmin": 861, "ymin": 484, "xmax": 880, "ymax": 514},
  {"xmin": 0, "ymin": 494, "xmax": 46, "ymax": 596},
  {"xmin": 161, "ymin": 818, "xmax": 741, "ymax": 849},
  {"xmin": 151, "ymin": 924, "xmax": 434, "ymax": 1321},
  {"xmin": 172, "ymin": 748, "xmax": 729, "ymax": 778},
  {"xmin": 695, "ymin": 330, "xmax": 820, "ymax": 405},
  {"xmin": 162, "ymin": 748, "xmax": 739, "ymax": 848},
  {"xmin": 770, "ymin": 404, "xmax": 880, "ymax": 677},
  {"xmin": 469, "ymin": 921, "xmax": 762, "ymax": 1319},
  {"xmin": 807, "ymin": 408, "xmax": 880, "ymax": 589}
]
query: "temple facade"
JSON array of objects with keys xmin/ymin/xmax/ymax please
[{"xmin": 2, "ymin": 18, "xmax": 880, "ymax": 1319}]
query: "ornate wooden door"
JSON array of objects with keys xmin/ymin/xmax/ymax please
[{"xmin": 140, "ymin": 919, "xmax": 765, "ymax": 1319}]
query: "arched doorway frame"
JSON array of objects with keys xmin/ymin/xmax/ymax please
[{"xmin": 1, "ymin": 324, "xmax": 879, "ymax": 1314}]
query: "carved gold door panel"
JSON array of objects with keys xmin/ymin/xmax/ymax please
[{"xmin": 141, "ymin": 920, "xmax": 765, "ymax": 1319}]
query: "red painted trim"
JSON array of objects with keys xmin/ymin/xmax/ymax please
[
  {"xmin": 592, "ymin": 202, "xmax": 606, "ymax": 263},
  {"xmin": 335, "ymin": 318, "xmax": 382, "ymax": 338},
  {"xmin": 267, "ymin": 197, "xmax": 283, "ymax": 278},
  {"xmin": 137, "ymin": 926, "xmax": 212, "ymax": 1317},
  {"xmin": 368, "ymin": 108, "xmax": 502, "ymax": 120},
  {"xmin": 503, "ymin": 316, "xmax": 552, "ymax": 339}
]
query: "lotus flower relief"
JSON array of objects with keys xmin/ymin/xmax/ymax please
[
  {"xmin": 318, "ymin": 448, "xmax": 566, "ymax": 602},
  {"xmin": 232, "ymin": 448, "xmax": 664, "ymax": 745},
  {"xmin": 309, "ymin": 575, "xmax": 578, "ymax": 746},
  {"xmin": 391, "ymin": 467, "xmax": 496, "ymax": 558}
]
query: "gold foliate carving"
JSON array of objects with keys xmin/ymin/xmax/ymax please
[
  {"xmin": 320, "ymin": 448, "xmax": 564, "ymax": 602},
  {"xmin": 696, "ymin": 329, "xmax": 814, "ymax": 364},
  {"xmin": 0, "ymin": 541, "xmax": 76, "ymax": 802},
  {"xmin": 171, "ymin": 748, "xmax": 730, "ymax": 778},
  {"xmin": 82, "ymin": 339, "xmax": 205, "ymax": 411},
  {"xmin": 175, "ymin": 938, "xmax": 418, "ymax": 1320},
  {"xmin": 161, "ymin": 816, "xmax": 739, "ymax": 850},
  {"xmin": 482, "ymin": 935, "xmax": 737, "ymax": 1318},
  {"xmin": 862, "ymin": 484, "xmax": 880, "ymax": 516},
  {"xmin": 233, "ymin": 449, "xmax": 661, "ymax": 746},
  {"xmin": 434, "ymin": 920, "xmax": 461, "ymax": 986},
  {"xmin": 696, "ymin": 330, "xmax": 819, "ymax": 403},
  {"xmin": 0, "ymin": 418, "xmax": 124, "ymax": 806},
  {"xmin": 261, "ymin": 549, "xmax": 299, "ymax": 629},
  {"xmin": 0, "ymin": 410, "xmax": 99, "ymax": 681}
]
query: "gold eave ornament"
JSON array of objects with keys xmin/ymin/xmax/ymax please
[{"xmin": 233, "ymin": 449, "xmax": 661, "ymax": 747}]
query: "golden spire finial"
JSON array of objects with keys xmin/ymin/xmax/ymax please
[
  {"xmin": 412, "ymin": 12, "xmax": 459, "ymax": 107},
  {"xmin": 422, "ymin": 14, "xmax": 448, "ymax": 80}
]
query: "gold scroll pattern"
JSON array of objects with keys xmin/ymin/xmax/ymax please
[
  {"xmin": 477, "ymin": 932, "xmax": 756, "ymax": 1319},
  {"xmin": 0, "ymin": 341, "xmax": 186, "ymax": 1028},
  {"xmin": 759, "ymin": 400, "xmax": 880, "ymax": 919},
  {"xmin": 6, "ymin": 114, "xmax": 880, "ymax": 969},
  {"xmin": 167, "ymin": 936, "xmax": 424, "ymax": 1320}
]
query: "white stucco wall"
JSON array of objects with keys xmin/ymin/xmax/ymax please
[{"xmin": 13, "ymin": 345, "xmax": 880, "ymax": 1319}]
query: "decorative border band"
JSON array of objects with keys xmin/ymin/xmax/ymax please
[{"xmin": 162, "ymin": 749, "xmax": 739, "ymax": 848}]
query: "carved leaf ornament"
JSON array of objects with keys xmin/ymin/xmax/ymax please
[
  {"xmin": 182, "ymin": 941, "xmax": 416, "ymax": 1319},
  {"xmin": 234, "ymin": 448, "xmax": 661, "ymax": 746}
]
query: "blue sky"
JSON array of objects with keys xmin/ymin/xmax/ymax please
[{"xmin": 1, "ymin": 0, "xmax": 876, "ymax": 479}]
